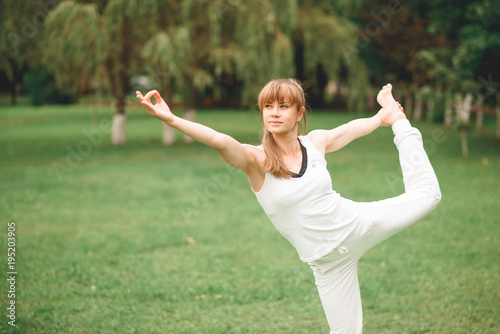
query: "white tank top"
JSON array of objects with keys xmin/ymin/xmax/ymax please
[{"xmin": 253, "ymin": 135, "xmax": 359, "ymax": 262}]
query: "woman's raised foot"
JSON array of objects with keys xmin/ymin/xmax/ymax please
[{"xmin": 376, "ymin": 84, "xmax": 406, "ymax": 126}]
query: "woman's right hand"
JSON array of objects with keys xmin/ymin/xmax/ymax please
[{"xmin": 136, "ymin": 90, "xmax": 174, "ymax": 124}]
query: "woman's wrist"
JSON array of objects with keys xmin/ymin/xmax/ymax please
[{"xmin": 161, "ymin": 114, "xmax": 176, "ymax": 127}]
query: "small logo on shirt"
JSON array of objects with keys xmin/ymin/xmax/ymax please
[{"xmin": 312, "ymin": 163, "xmax": 316, "ymax": 168}]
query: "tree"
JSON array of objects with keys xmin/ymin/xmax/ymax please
[
  {"xmin": 296, "ymin": 1, "xmax": 368, "ymax": 111},
  {"xmin": 413, "ymin": 0, "xmax": 500, "ymax": 156},
  {"xmin": 43, "ymin": 0, "xmax": 370, "ymax": 149},
  {"xmin": 43, "ymin": 0, "xmax": 153, "ymax": 144},
  {"xmin": 140, "ymin": 0, "xmax": 370, "ymax": 148},
  {"xmin": 210, "ymin": 0, "xmax": 369, "ymax": 111},
  {"xmin": 354, "ymin": 0, "xmax": 451, "ymax": 118},
  {"xmin": 425, "ymin": 0, "xmax": 500, "ymax": 138},
  {"xmin": 141, "ymin": 0, "xmax": 216, "ymax": 145},
  {"xmin": 462, "ymin": 1, "xmax": 500, "ymax": 137},
  {"xmin": 0, "ymin": 0, "xmax": 49, "ymax": 105}
]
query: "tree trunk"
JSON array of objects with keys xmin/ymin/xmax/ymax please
[
  {"xmin": 404, "ymin": 93, "xmax": 413, "ymax": 119},
  {"xmin": 110, "ymin": 18, "xmax": 132, "ymax": 146},
  {"xmin": 10, "ymin": 79, "xmax": 17, "ymax": 105},
  {"xmin": 414, "ymin": 95, "xmax": 423, "ymax": 121},
  {"xmin": 444, "ymin": 92, "xmax": 453, "ymax": 128},
  {"xmin": 460, "ymin": 128, "xmax": 469, "ymax": 158},
  {"xmin": 163, "ymin": 124, "xmax": 175, "ymax": 146},
  {"xmin": 112, "ymin": 113, "xmax": 127, "ymax": 145},
  {"xmin": 496, "ymin": 92, "xmax": 500, "ymax": 138},
  {"xmin": 112, "ymin": 96, "xmax": 126, "ymax": 145},
  {"xmin": 476, "ymin": 94, "xmax": 484, "ymax": 134},
  {"xmin": 426, "ymin": 97, "xmax": 434, "ymax": 122},
  {"xmin": 455, "ymin": 93, "xmax": 472, "ymax": 158},
  {"xmin": 366, "ymin": 85, "xmax": 375, "ymax": 111},
  {"xmin": 456, "ymin": 93, "xmax": 472, "ymax": 124},
  {"xmin": 162, "ymin": 86, "xmax": 175, "ymax": 146},
  {"xmin": 8, "ymin": 59, "xmax": 23, "ymax": 105}
]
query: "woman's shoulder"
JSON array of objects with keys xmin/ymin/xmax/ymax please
[{"xmin": 302, "ymin": 131, "xmax": 326, "ymax": 156}]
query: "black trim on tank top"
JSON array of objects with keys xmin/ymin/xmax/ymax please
[{"xmin": 291, "ymin": 138, "xmax": 307, "ymax": 178}]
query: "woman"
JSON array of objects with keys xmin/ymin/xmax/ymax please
[{"xmin": 136, "ymin": 79, "xmax": 441, "ymax": 333}]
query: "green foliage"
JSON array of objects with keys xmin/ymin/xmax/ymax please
[
  {"xmin": 9, "ymin": 0, "xmax": 499, "ymax": 116},
  {"xmin": 298, "ymin": 4, "xmax": 368, "ymax": 111},
  {"xmin": 412, "ymin": 0, "xmax": 500, "ymax": 153},
  {"xmin": 43, "ymin": 0, "xmax": 154, "ymax": 112},
  {"xmin": 43, "ymin": 1, "xmax": 100, "ymax": 94},
  {"xmin": 424, "ymin": 0, "xmax": 500, "ymax": 87},
  {"xmin": 0, "ymin": 0, "xmax": 49, "ymax": 103},
  {"xmin": 354, "ymin": 0, "xmax": 442, "ymax": 86},
  {"xmin": 22, "ymin": 66, "xmax": 78, "ymax": 105},
  {"xmin": 140, "ymin": 0, "xmax": 368, "ymax": 110}
]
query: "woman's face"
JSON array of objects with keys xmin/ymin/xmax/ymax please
[{"xmin": 262, "ymin": 99, "xmax": 304, "ymax": 135}]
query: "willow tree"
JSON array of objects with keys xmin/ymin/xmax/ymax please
[
  {"xmin": 140, "ymin": 0, "xmax": 298, "ymax": 146},
  {"xmin": 211, "ymin": 0, "xmax": 297, "ymax": 106},
  {"xmin": 140, "ymin": 0, "xmax": 369, "ymax": 147},
  {"xmin": 141, "ymin": 0, "xmax": 216, "ymax": 145},
  {"xmin": 297, "ymin": 1, "xmax": 368, "ymax": 111},
  {"xmin": 0, "ymin": 0, "xmax": 23, "ymax": 105},
  {"xmin": 0, "ymin": 0, "xmax": 45, "ymax": 105},
  {"xmin": 43, "ymin": 0, "xmax": 153, "ymax": 144},
  {"xmin": 193, "ymin": 0, "xmax": 366, "ymax": 111}
]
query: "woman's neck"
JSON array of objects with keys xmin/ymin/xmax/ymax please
[{"xmin": 273, "ymin": 132, "xmax": 300, "ymax": 158}]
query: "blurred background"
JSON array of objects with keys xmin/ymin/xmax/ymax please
[
  {"xmin": 1, "ymin": 0, "xmax": 499, "ymax": 150},
  {"xmin": 1, "ymin": 1, "xmax": 499, "ymax": 333}
]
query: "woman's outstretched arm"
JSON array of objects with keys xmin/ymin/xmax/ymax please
[
  {"xmin": 307, "ymin": 114, "xmax": 383, "ymax": 154},
  {"xmin": 136, "ymin": 90, "xmax": 261, "ymax": 172},
  {"xmin": 307, "ymin": 84, "xmax": 405, "ymax": 155}
]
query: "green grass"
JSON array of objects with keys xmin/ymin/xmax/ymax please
[{"xmin": 0, "ymin": 103, "xmax": 499, "ymax": 333}]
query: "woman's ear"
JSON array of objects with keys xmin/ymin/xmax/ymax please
[{"xmin": 297, "ymin": 106, "xmax": 305, "ymax": 122}]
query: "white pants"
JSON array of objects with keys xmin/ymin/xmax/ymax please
[{"xmin": 308, "ymin": 120, "xmax": 441, "ymax": 334}]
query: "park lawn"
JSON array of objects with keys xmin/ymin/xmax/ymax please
[{"xmin": 0, "ymin": 103, "xmax": 499, "ymax": 333}]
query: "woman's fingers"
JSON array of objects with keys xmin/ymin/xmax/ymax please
[
  {"xmin": 143, "ymin": 90, "xmax": 162, "ymax": 104},
  {"xmin": 136, "ymin": 91, "xmax": 145, "ymax": 100},
  {"xmin": 141, "ymin": 100, "xmax": 156, "ymax": 114},
  {"xmin": 138, "ymin": 90, "xmax": 169, "ymax": 119},
  {"xmin": 137, "ymin": 91, "xmax": 152, "ymax": 111}
]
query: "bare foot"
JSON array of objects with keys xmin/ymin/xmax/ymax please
[{"xmin": 376, "ymin": 83, "xmax": 406, "ymax": 126}]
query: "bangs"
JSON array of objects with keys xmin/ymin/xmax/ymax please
[{"xmin": 258, "ymin": 80, "xmax": 303, "ymax": 111}]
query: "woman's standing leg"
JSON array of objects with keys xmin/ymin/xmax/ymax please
[{"xmin": 309, "ymin": 251, "xmax": 364, "ymax": 334}]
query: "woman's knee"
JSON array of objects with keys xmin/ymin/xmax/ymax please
[
  {"xmin": 419, "ymin": 180, "xmax": 441, "ymax": 211},
  {"xmin": 410, "ymin": 188, "xmax": 441, "ymax": 216},
  {"xmin": 430, "ymin": 186, "xmax": 442, "ymax": 208}
]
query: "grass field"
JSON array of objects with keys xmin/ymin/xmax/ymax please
[{"xmin": 0, "ymin": 102, "xmax": 499, "ymax": 333}]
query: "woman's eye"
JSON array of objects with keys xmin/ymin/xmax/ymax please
[
  {"xmin": 265, "ymin": 104, "xmax": 272, "ymax": 108},
  {"xmin": 280, "ymin": 105, "xmax": 288, "ymax": 109}
]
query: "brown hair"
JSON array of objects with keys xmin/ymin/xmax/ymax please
[{"xmin": 258, "ymin": 78, "xmax": 308, "ymax": 179}]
